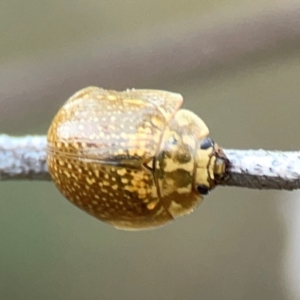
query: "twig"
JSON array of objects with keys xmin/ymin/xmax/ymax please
[
  {"xmin": 221, "ymin": 149, "xmax": 300, "ymax": 190},
  {"xmin": 1, "ymin": 135, "xmax": 299, "ymax": 191},
  {"xmin": 1, "ymin": 1, "xmax": 300, "ymax": 126},
  {"xmin": 0, "ymin": 135, "xmax": 50, "ymax": 181}
]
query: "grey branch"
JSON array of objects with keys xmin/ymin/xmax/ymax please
[
  {"xmin": 0, "ymin": 135, "xmax": 300, "ymax": 191},
  {"xmin": 0, "ymin": 135, "xmax": 50, "ymax": 181},
  {"xmin": 221, "ymin": 149, "xmax": 300, "ymax": 190}
]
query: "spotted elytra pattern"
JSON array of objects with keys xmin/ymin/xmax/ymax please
[{"xmin": 47, "ymin": 87, "xmax": 228, "ymax": 230}]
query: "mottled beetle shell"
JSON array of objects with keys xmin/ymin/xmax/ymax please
[{"xmin": 47, "ymin": 87, "xmax": 227, "ymax": 230}]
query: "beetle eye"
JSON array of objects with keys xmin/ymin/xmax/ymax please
[
  {"xmin": 197, "ymin": 185, "xmax": 210, "ymax": 195},
  {"xmin": 200, "ymin": 138, "xmax": 214, "ymax": 150}
]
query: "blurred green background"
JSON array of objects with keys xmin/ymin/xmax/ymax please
[{"xmin": 1, "ymin": 1, "xmax": 300, "ymax": 299}]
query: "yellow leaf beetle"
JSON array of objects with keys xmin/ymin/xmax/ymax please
[{"xmin": 47, "ymin": 87, "xmax": 228, "ymax": 230}]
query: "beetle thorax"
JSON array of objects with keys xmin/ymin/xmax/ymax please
[{"xmin": 153, "ymin": 109, "xmax": 208, "ymax": 217}]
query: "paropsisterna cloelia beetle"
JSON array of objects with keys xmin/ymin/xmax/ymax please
[{"xmin": 46, "ymin": 87, "xmax": 228, "ymax": 230}]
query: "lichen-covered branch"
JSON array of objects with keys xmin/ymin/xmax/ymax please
[
  {"xmin": 222, "ymin": 149, "xmax": 300, "ymax": 190},
  {"xmin": 0, "ymin": 135, "xmax": 300, "ymax": 191},
  {"xmin": 0, "ymin": 135, "xmax": 50, "ymax": 181}
]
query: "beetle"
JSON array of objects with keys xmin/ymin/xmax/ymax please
[{"xmin": 47, "ymin": 87, "xmax": 228, "ymax": 230}]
